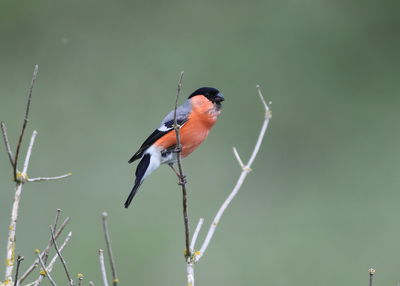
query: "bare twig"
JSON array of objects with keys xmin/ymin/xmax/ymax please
[
  {"xmin": 98, "ymin": 250, "xmax": 109, "ymax": 286},
  {"xmin": 19, "ymin": 217, "xmax": 70, "ymax": 284},
  {"xmin": 14, "ymin": 64, "xmax": 39, "ymax": 181},
  {"xmin": 1, "ymin": 121, "xmax": 15, "ymax": 168},
  {"xmin": 43, "ymin": 210, "xmax": 62, "ymax": 265},
  {"xmin": 195, "ymin": 85, "xmax": 271, "ymax": 262},
  {"xmin": 50, "ymin": 226, "xmax": 73, "ymax": 286},
  {"xmin": 52, "ymin": 210, "xmax": 62, "ymax": 238},
  {"xmin": 187, "ymin": 218, "xmax": 204, "ymax": 286},
  {"xmin": 46, "ymin": 232, "xmax": 72, "ymax": 271},
  {"xmin": 232, "ymin": 147, "xmax": 245, "ymax": 169},
  {"xmin": 2, "ymin": 65, "xmax": 72, "ymax": 286},
  {"xmin": 183, "ymin": 85, "xmax": 272, "ymax": 286},
  {"xmin": 77, "ymin": 274, "xmax": 84, "ymax": 286},
  {"xmin": 13, "ymin": 256, "xmax": 24, "ymax": 286},
  {"xmin": 36, "ymin": 253, "xmax": 57, "ymax": 286},
  {"xmin": 368, "ymin": 268, "xmax": 375, "ymax": 286},
  {"xmin": 190, "ymin": 218, "xmax": 204, "ymax": 252},
  {"xmin": 101, "ymin": 213, "xmax": 118, "ymax": 286},
  {"xmin": 32, "ymin": 232, "xmax": 72, "ymax": 286},
  {"xmin": 22, "ymin": 131, "xmax": 37, "ymax": 175},
  {"xmin": 172, "ymin": 71, "xmax": 191, "ymax": 258},
  {"xmin": 27, "ymin": 173, "xmax": 72, "ymax": 182}
]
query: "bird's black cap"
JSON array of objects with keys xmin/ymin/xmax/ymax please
[{"xmin": 188, "ymin": 87, "xmax": 224, "ymax": 102}]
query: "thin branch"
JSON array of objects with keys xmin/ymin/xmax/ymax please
[
  {"xmin": 256, "ymin": 84, "xmax": 269, "ymax": 110},
  {"xmin": 247, "ymin": 85, "xmax": 271, "ymax": 167},
  {"xmin": 368, "ymin": 268, "xmax": 375, "ymax": 286},
  {"xmin": 195, "ymin": 85, "xmax": 271, "ymax": 262},
  {"xmin": 22, "ymin": 131, "xmax": 37, "ymax": 175},
  {"xmin": 232, "ymin": 147, "xmax": 245, "ymax": 169},
  {"xmin": 14, "ymin": 64, "xmax": 39, "ymax": 181},
  {"xmin": 43, "ymin": 209, "xmax": 62, "ymax": 265},
  {"xmin": 50, "ymin": 226, "xmax": 73, "ymax": 286},
  {"xmin": 14, "ymin": 255, "xmax": 24, "ymax": 286},
  {"xmin": 3, "ymin": 76, "xmax": 38, "ymax": 284},
  {"xmin": 1, "ymin": 121, "xmax": 15, "ymax": 168},
  {"xmin": 172, "ymin": 71, "xmax": 191, "ymax": 258},
  {"xmin": 77, "ymin": 274, "xmax": 84, "ymax": 286},
  {"xmin": 19, "ymin": 217, "xmax": 70, "ymax": 284},
  {"xmin": 52, "ymin": 210, "xmax": 62, "ymax": 237},
  {"xmin": 47, "ymin": 232, "xmax": 72, "ymax": 270},
  {"xmin": 28, "ymin": 173, "xmax": 72, "ymax": 182},
  {"xmin": 101, "ymin": 212, "xmax": 118, "ymax": 286},
  {"xmin": 173, "ymin": 71, "xmax": 184, "ymax": 125},
  {"xmin": 98, "ymin": 250, "xmax": 109, "ymax": 286},
  {"xmin": 36, "ymin": 253, "xmax": 57, "ymax": 286},
  {"xmin": 32, "ymin": 232, "xmax": 72, "ymax": 286},
  {"xmin": 190, "ymin": 218, "xmax": 204, "ymax": 252}
]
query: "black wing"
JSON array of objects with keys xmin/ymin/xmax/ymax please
[{"xmin": 128, "ymin": 118, "xmax": 187, "ymax": 163}]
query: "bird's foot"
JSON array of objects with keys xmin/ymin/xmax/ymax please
[{"xmin": 178, "ymin": 175, "xmax": 187, "ymax": 185}]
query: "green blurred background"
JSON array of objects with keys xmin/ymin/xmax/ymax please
[{"xmin": 1, "ymin": 0, "xmax": 400, "ymax": 285}]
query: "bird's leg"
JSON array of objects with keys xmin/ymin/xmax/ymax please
[{"xmin": 168, "ymin": 163, "xmax": 187, "ymax": 185}]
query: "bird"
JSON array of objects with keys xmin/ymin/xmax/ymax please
[{"xmin": 125, "ymin": 87, "xmax": 224, "ymax": 208}]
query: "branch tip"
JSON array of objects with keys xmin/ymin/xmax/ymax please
[
  {"xmin": 14, "ymin": 65, "xmax": 39, "ymax": 181},
  {"xmin": 196, "ymin": 85, "xmax": 272, "ymax": 263},
  {"xmin": 232, "ymin": 147, "xmax": 245, "ymax": 168},
  {"xmin": 256, "ymin": 84, "xmax": 269, "ymax": 111},
  {"xmin": 101, "ymin": 212, "xmax": 119, "ymax": 286},
  {"xmin": 190, "ymin": 218, "xmax": 204, "ymax": 252},
  {"xmin": 50, "ymin": 226, "xmax": 73, "ymax": 286},
  {"xmin": 98, "ymin": 249, "xmax": 109, "ymax": 286},
  {"xmin": 1, "ymin": 121, "xmax": 15, "ymax": 168}
]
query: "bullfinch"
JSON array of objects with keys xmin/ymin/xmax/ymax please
[{"xmin": 125, "ymin": 87, "xmax": 224, "ymax": 208}]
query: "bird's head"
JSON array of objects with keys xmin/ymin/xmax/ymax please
[{"xmin": 188, "ymin": 87, "xmax": 224, "ymax": 109}]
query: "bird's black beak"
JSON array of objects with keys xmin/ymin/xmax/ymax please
[
  {"xmin": 213, "ymin": 93, "xmax": 224, "ymax": 110},
  {"xmin": 214, "ymin": 92, "xmax": 224, "ymax": 103}
]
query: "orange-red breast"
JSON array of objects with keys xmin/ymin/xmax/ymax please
[{"xmin": 125, "ymin": 87, "xmax": 224, "ymax": 208}]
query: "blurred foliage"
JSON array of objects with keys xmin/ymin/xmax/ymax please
[{"xmin": 1, "ymin": 0, "xmax": 400, "ymax": 285}]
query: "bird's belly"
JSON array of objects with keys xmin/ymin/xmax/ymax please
[
  {"xmin": 153, "ymin": 122, "xmax": 210, "ymax": 159},
  {"xmin": 180, "ymin": 124, "xmax": 209, "ymax": 157}
]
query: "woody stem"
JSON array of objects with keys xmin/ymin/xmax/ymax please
[{"xmin": 172, "ymin": 71, "xmax": 191, "ymax": 258}]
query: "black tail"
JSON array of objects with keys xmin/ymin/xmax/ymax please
[
  {"xmin": 124, "ymin": 154, "xmax": 151, "ymax": 208},
  {"xmin": 124, "ymin": 181, "xmax": 142, "ymax": 208}
]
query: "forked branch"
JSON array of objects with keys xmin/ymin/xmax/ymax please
[
  {"xmin": 186, "ymin": 85, "xmax": 272, "ymax": 286},
  {"xmin": 1, "ymin": 65, "xmax": 72, "ymax": 286},
  {"xmin": 14, "ymin": 64, "xmax": 38, "ymax": 181},
  {"xmin": 195, "ymin": 85, "xmax": 271, "ymax": 261},
  {"xmin": 50, "ymin": 226, "xmax": 73, "ymax": 286}
]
